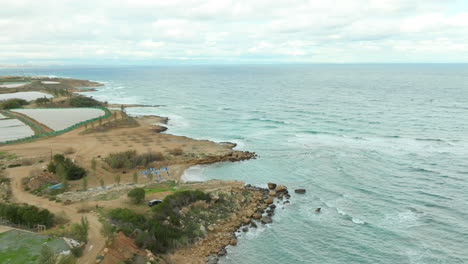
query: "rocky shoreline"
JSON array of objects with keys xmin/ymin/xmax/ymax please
[{"xmin": 169, "ymin": 182, "xmax": 291, "ymax": 264}]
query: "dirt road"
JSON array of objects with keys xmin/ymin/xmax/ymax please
[{"xmin": 7, "ymin": 166, "xmax": 105, "ymax": 264}]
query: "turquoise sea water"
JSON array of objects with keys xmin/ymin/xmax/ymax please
[{"xmin": 2, "ymin": 65, "xmax": 468, "ymax": 263}]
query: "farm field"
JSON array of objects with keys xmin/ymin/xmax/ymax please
[
  {"xmin": 0, "ymin": 229, "xmax": 70, "ymax": 264},
  {"xmin": 0, "ymin": 82, "xmax": 30, "ymax": 88},
  {"xmin": 0, "ymin": 119, "xmax": 35, "ymax": 142},
  {"xmin": 12, "ymin": 108, "xmax": 106, "ymax": 131},
  {"xmin": 0, "ymin": 91, "xmax": 53, "ymax": 101}
]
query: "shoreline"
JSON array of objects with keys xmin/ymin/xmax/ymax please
[{"xmin": 0, "ymin": 75, "xmax": 286, "ymax": 264}]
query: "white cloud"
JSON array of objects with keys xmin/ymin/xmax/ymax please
[{"xmin": 0, "ymin": 0, "xmax": 467, "ymax": 63}]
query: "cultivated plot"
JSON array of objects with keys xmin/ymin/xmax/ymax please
[
  {"xmin": 0, "ymin": 119, "xmax": 35, "ymax": 142},
  {"xmin": 12, "ymin": 108, "xmax": 106, "ymax": 131},
  {"xmin": 0, "ymin": 91, "xmax": 53, "ymax": 101},
  {"xmin": 0, "ymin": 229, "xmax": 70, "ymax": 264}
]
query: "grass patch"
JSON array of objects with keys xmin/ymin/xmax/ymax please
[{"xmin": 0, "ymin": 152, "xmax": 18, "ymax": 160}]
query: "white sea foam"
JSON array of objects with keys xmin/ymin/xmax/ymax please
[{"xmin": 181, "ymin": 165, "xmax": 207, "ymax": 182}]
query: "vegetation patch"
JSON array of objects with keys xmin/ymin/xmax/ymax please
[
  {"xmin": 69, "ymin": 96, "xmax": 103, "ymax": 107},
  {"xmin": 144, "ymin": 181, "xmax": 183, "ymax": 194},
  {"xmin": 128, "ymin": 188, "xmax": 145, "ymax": 204},
  {"xmin": 0, "ymin": 230, "xmax": 70, "ymax": 264},
  {"xmin": 0, "ymin": 151, "xmax": 17, "ymax": 160},
  {"xmin": 0, "ymin": 98, "xmax": 28, "ymax": 109},
  {"xmin": 48, "ymin": 154, "xmax": 86, "ymax": 181},
  {"xmin": 0, "ymin": 202, "xmax": 55, "ymax": 228},
  {"xmin": 104, "ymin": 150, "xmax": 164, "ymax": 169}
]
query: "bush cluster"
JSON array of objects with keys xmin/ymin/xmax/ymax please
[
  {"xmin": 128, "ymin": 188, "xmax": 145, "ymax": 204},
  {"xmin": 35, "ymin": 97, "xmax": 51, "ymax": 105},
  {"xmin": 107, "ymin": 190, "xmax": 209, "ymax": 253},
  {"xmin": 69, "ymin": 96, "xmax": 102, "ymax": 107},
  {"xmin": 0, "ymin": 98, "xmax": 28, "ymax": 109},
  {"xmin": 47, "ymin": 154, "xmax": 86, "ymax": 180},
  {"xmin": 0, "ymin": 202, "xmax": 55, "ymax": 227},
  {"xmin": 104, "ymin": 150, "xmax": 164, "ymax": 169}
]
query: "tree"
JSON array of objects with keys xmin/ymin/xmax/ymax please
[
  {"xmin": 70, "ymin": 216, "xmax": 89, "ymax": 243},
  {"xmin": 39, "ymin": 245, "xmax": 57, "ymax": 264},
  {"xmin": 101, "ymin": 222, "xmax": 116, "ymax": 245},
  {"xmin": 91, "ymin": 158, "xmax": 97, "ymax": 175},
  {"xmin": 132, "ymin": 171, "xmax": 138, "ymax": 184},
  {"xmin": 147, "ymin": 171, "xmax": 153, "ymax": 182},
  {"xmin": 114, "ymin": 174, "xmax": 121, "ymax": 185},
  {"xmin": 82, "ymin": 177, "xmax": 88, "ymax": 191},
  {"xmin": 127, "ymin": 188, "xmax": 145, "ymax": 204},
  {"xmin": 100, "ymin": 178, "xmax": 105, "ymax": 188}
]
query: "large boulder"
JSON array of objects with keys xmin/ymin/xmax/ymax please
[
  {"xmin": 268, "ymin": 190, "xmax": 276, "ymax": 196},
  {"xmin": 265, "ymin": 197, "xmax": 274, "ymax": 204},
  {"xmin": 230, "ymin": 239, "xmax": 238, "ymax": 246},
  {"xmin": 275, "ymin": 185, "xmax": 288, "ymax": 193},
  {"xmin": 252, "ymin": 213, "xmax": 262, "ymax": 220},
  {"xmin": 294, "ymin": 189, "xmax": 306, "ymax": 194},
  {"xmin": 267, "ymin": 182, "xmax": 277, "ymax": 190}
]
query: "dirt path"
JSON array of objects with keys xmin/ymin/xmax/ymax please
[{"xmin": 6, "ymin": 166, "xmax": 105, "ymax": 264}]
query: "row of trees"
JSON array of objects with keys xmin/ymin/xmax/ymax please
[{"xmin": 0, "ymin": 203, "xmax": 55, "ymax": 227}]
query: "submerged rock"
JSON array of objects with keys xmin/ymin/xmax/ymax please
[
  {"xmin": 294, "ymin": 189, "xmax": 306, "ymax": 194},
  {"xmin": 260, "ymin": 216, "xmax": 273, "ymax": 224}
]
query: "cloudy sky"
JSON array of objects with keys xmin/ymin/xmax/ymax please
[{"xmin": 1, "ymin": 0, "xmax": 468, "ymax": 64}]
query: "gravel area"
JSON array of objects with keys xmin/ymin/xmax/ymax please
[{"xmin": 12, "ymin": 108, "xmax": 106, "ymax": 131}]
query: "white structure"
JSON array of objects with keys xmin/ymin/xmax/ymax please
[
  {"xmin": 0, "ymin": 92, "xmax": 53, "ymax": 101},
  {"xmin": 12, "ymin": 108, "xmax": 106, "ymax": 131},
  {"xmin": 0, "ymin": 119, "xmax": 35, "ymax": 142}
]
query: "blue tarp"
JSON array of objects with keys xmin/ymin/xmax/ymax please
[{"xmin": 48, "ymin": 183, "xmax": 63, "ymax": 189}]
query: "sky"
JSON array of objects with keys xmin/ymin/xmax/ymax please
[{"xmin": 1, "ymin": 0, "xmax": 468, "ymax": 65}]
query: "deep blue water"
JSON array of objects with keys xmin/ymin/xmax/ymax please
[{"xmin": 2, "ymin": 64, "xmax": 468, "ymax": 263}]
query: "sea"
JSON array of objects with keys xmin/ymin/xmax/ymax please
[{"xmin": 2, "ymin": 64, "xmax": 468, "ymax": 264}]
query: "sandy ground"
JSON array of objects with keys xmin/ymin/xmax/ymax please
[
  {"xmin": 0, "ymin": 225, "xmax": 13, "ymax": 233},
  {"xmin": 0, "ymin": 113, "xmax": 246, "ymax": 263},
  {"xmin": 0, "ymin": 115, "xmax": 234, "ymax": 189}
]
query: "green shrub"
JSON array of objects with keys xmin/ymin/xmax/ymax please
[
  {"xmin": 0, "ymin": 98, "xmax": 28, "ymax": 109},
  {"xmin": 69, "ymin": 96, "xmax": 102, "ymax": 107},
  {"xmin": 0, "ymin": 202, "xmax": 55, "ymax": 227},
  {"xmin": 47, "ymin": 154, "xmax": 86, "ymax": 181},
  {"xmin": 128, "ymin": 188, "xmax": 145, "ymax": 204},
  {"xmin": 108, "ymin": 208, "xmax": 147, "ymax": 232},
  {"xmin": 104, "ymin": 150, "xmax": 164, "ymax": 169},
  {"xmin": 69, "ymin": 217, "xmax": 89, "ymax": 243},
  {"xmin": 36, "ymin": 97, "xmax": 51, "ymax": 105},
  {"xmin": 108, "ymin": 190, "xmax": 209, "ymax": 253}
]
